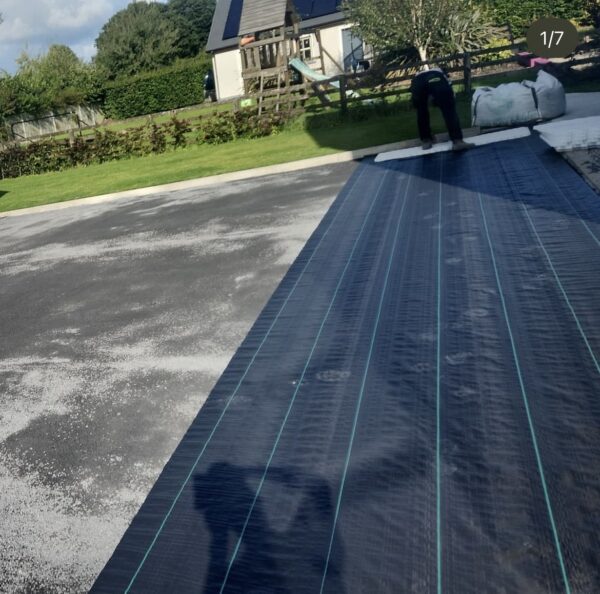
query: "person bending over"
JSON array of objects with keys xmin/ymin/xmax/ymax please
[{"xmin": 410, "ymin": 68, "xmax": 474, "ymax": 151}]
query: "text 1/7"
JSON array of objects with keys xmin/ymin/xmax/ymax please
[{"xmin": 540, "ymin": 31, "xmax": 564, "ymax": 48}]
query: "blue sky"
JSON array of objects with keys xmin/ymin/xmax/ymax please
[{"xmin": 0, "ymin": 0, "xmax": 166, "ymax": 74}]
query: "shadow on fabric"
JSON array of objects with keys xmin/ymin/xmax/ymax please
[
  {"xmin": 374, "ymin": 135, "xmax": 600, "ymax": 227},
  {"xmin": 195, "ymin": 462, "xmax": 346, "ymax": 594}
]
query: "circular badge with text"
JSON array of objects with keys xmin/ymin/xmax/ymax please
[{"xmin": 527, "ymin": 17, "xmax": 579, "ymax": 59}]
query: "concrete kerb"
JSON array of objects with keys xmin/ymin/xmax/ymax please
[{"xmin": 0, "ymin": 129, "xmax": 480, "ymax": 219}]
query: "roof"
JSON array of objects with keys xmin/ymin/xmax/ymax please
[
  {"xmin": 238, "ymin": 0, "xmax": 288, "ymax": 36},
  {"xmin": 207, "ymin": 0, "xmax": 345, "ymax": 52}
]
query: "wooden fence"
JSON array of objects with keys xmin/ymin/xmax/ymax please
[
  {"xmin": 241, "ymin": 37, "xmax": 600, "ymax": 115},
  {"xmin": 314, "ymin": 39, "xmax": 600, "ymax": 114}
]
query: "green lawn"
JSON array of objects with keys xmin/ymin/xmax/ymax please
[
  {"xmin": 3, "ymin": 74, "xmax": 599, "ymax": 213},
  {"xmin": 0, "ymin": 103, "xmax": 471, "ymax": 213},
  {"xmin": 53, "ymin": 101, "xmax": 232, "ymax": 141}
]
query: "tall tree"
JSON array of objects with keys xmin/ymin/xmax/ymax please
[
  {"xmin": 343, "ymin": 0, "xmax": 495, "ymax": 62},
  {"xmin": 95, "ymin": 1, "xmax": 181, "ymax": 79},
  {"xmin": 10, "ymin": 45, "xmax": 99, "ymax": 114},
  {"xmin": 167, "ymin": 0, "xmax": 216, "ymax": 57}
]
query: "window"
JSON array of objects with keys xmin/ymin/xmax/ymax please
[{"xmin": 300, "ymin": 36, "xmax": 312, "ymax": 61}]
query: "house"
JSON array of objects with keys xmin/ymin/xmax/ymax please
[{"xmin": 206, "ymin": 0, "xmax": 370, "ymax": 100}]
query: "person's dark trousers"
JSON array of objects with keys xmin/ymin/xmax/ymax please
[{"xmin": 410, "ymin": 71, "xmax": 463, "ymax": 142}]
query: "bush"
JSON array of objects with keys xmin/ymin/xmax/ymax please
[
  {"xmin": 94, "ymin": 129, "xmax": 127, "ymax": 162},
  {"xmin": 489, "ymin": 0, "xmax": 586, "ymax": 37},
  {"xmin": 197, "ymin": 110, "xmax": 290, "ymax": 144},
  {"xmin": 167, "ymin": 116, "xmax": 193, "ymax": 149},
  {"xmin": 121, "ymin": 125, "xmax": 151, "ymax": 158},
  {"xmin": 148, "ymin": 124, "xmax": 168, "ymax": 153},
  {"xmin": 103, "ymin": 58, "xmax": 209, "ymax": 119},
  {"xmin": 0, "ymin": 108, "xmax": 294, "ymax": 180}
]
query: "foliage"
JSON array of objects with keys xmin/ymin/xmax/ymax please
[
  {"xmin": 197, "ymin": 111, "xmax": 290, "ymax": 144},
  {"xmin": 148, "ymin": 124, "xmax": 168, "ymax": 153},
  {"xmin": 343, "ymin": 0, "xmax": 497, "ymax": 61},
  {"xmin": 582, "ymin": 0, "xmax": 600, "ymax": 26},
  {"xmin": 94, "ymin": 2, "xmax": 181, "ymax": 79},
  {"xmin": 0, "ymin": 46, "xmax": 101, "ymax": 117},
  {"xmin": 487, "ymin": 0, "xmax": 587, "ymax": 36},
  {"xmin": 102, "ymin": 58, "xmax": 209, "ymax": 119},
  {"xmin": 0, "ymin": 109, "xmax": 291, "ymax": 180},
  {"xmin": 166, "ymin": 117, "xmax": 193, "ymax": 148},
  {"xmin": 166, "ymin": 0, "xmax": 216, "ymax": 57},
  {"xmin": 479, "ymin": 37, "xmax": 515, "ymax": 61},
  {"xmin": 437, "ymin": 5, "xmax": 501, "ymax": 55}
]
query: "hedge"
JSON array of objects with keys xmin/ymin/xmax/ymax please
[
  {"xmin": 489, "ymin": 0, "xmax": 586, "ymax": 36},
  {"xmin": 102, "ymin": 58, "xmax": 210, "ymax": 120},
  {"xmin": 0, "ymin": 111, "xmax": 291, "ymax": 180}
]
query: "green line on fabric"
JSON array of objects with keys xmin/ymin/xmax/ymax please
[
  {"xmin": 521, "ymin": 204, "xmax": 600, "ymax": 376},
  {"xmin": 219, "ymin": 169, "xmax": 393, "ymax": 594},
  {"xmin": 319, "ymin": 163, "xmax": 413, "ymax": 594},
  {"xmin": 436, "ymin": 156, "xmax": 444, "ymax": 594},
  {"xmin": 122, "ymin": 166, "xmax": 367, "ymax": 593},
  {"xmin": 478, "ymin": 191, "xmax": 572, "ymax": 594},
  {"xmin": 525, "ymin": 140, "xmax": 600, "ymax": 250}
]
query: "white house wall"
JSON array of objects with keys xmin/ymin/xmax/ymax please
[
  {"xmin": 213, "ymin": 50, "xmax": 244, "ymax": 101},
  {"xmin": 211, "ymin": 22, "xmax": 371, "ymax": 100},
  {"xmin": 317, "ymin": 23, "xmax": 347, "ymax": 75}
]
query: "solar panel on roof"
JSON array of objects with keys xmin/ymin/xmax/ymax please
[
  {"xmin": 294, "ymin": 0, "xmax": 341, "ymax": 18},
  {"xmin": 223, "ymin": 0, "xmax": 342, "ymax": 41},
  {"xmin": 223, "ymin": 0, "xmax": 244, "ymax": 39}
]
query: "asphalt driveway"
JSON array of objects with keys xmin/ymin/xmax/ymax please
[{"xmin": 0, "ymin": 161, "xmax": 356, "ymax": 593}]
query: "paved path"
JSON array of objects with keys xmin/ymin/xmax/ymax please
[{"xmin": 0, "ymin": 162, "xmax": 356, "ymax": 593}]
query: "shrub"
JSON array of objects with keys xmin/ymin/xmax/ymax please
[
  {"xmin": 121, "ymin": 125, "xmax": 151, "ymax": 157},
  {"xmin": 0, "ymin": 108, "xmax": 294, "ymax": 180},
  {"xmin": 148, "ymin": 124, "xmax": 168, "ymax": 153},
  {"xmin": 489, "ymin": 0, "xmax": 586, "ymax": 37},
  {"xmin": 166, "ymin": 116, "xmax": 192, "ymax": 149},
  {"xmin": 197, "ymin": 110, "xmax": 290, "ymax": 144},
  {"xmin": 102, "ymin": 58, "xmax": 209, "ymax": 120},
  {"xmin": 93, "ymin": 129, "xmax": 127, "ymax": 162}
]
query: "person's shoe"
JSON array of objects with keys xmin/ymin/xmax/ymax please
[
  {"xmin": 452, "ymin": 139, "xmax": 475, "ymax": 151},
  {"xmin": 422, "ymin": 140, "xmax": 433, "ymax": 150}
]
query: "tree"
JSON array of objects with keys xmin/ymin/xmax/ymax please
[
  {"xmin": 488, "ymin": 0, "xmax": 586, "ymax": 37},
  {"xmin": 166, "ymin": 0, "xmax": 216, "ymax": 58},
  {"xmin": 343, "ymin": 0, "xmax": 496, "ymax": 62},
  {"xmin": 95, "ymin": 2, "xmax": 181, "ymax": 79},
  {"xmin": 585, "ymin": 0, "xmax": 600, "ymax": 26},
  {"xmin": 7, "ymin": 45, "xmax": 100, "ymax": 115}
]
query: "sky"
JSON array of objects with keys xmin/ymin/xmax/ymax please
[{"xmin": 0, "ymin": 0, "xmax": 166, "ymax": 74}]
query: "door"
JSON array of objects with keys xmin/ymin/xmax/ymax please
[{"xmin": 342, "ymin": 29, "xmax": 364, "ymax": 72}]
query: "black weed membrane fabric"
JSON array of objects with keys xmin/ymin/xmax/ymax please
[{"xmin": 92, "ymin": 135, "xmax": 600, "ymax": 594}]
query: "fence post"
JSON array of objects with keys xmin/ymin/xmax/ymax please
[
  {"xmin": 463, "ymin": 52, "xmax": 472, "ymax": 96},
  {"xmin": 339, "ymin": 75, "xmax": 348, "ymax": 115}
]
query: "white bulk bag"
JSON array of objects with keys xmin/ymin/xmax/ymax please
[
  {"xmin": 472, "ymin": 70, "xmax": 566, "ymax": 127},
  {"xmin": 472, "ymin": 83, "xmax": 540, "ymax": 127},
  {"xmin": 526, "ymin": 70, "xmax": 566, "ymax": 120}
]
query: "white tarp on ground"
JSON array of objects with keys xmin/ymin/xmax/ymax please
[
  {"xmin": 375, "ymin": 128, "xmax": 531, "ymax": 162},
  {"xmin": 472, "ymin": 71, "xmax": 565, "ymax": 127},
  {"xmin": 555, "ymin": 93, "xmax": 600, "ymax": 121},
  {"xmin": 535, "ymin": 116, "xmax": 600, "ymax": 151}
]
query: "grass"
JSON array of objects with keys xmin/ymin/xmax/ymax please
[
  {"xmin": 53, "ymin": 101, "xmax": 233, "ymax": 141},
  {"xmin": 0, "ymin": 104, "xmax": 445, "ymax": 212},
  {"xmin": 2, "ymin": 99, "xmax": 463, "ymax": 213},
  {"xmin": 2, "ymin": 71, "xmax": 599, "ymax": 213}
]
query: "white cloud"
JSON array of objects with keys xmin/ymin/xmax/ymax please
[
  {"xmin": 0, "ymin": 0, "xmax": 166, "ymax": 72},
  {"xmin": 45, "ymin": 1, "xmax": 114, "ymax": 30}
]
